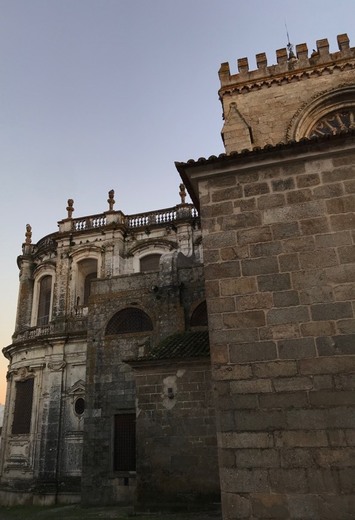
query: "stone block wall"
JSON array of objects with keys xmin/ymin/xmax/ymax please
[
  {"xmin": 81, "ymin": 262, "xmax": 209, "ymax": 506},
  {"xmin": 190, "ymin": 137, "xmax": 355, "ymax": 519},
  {"xmin": 132, "ymin": 361, "xmax": 219, "ymax": 511}
]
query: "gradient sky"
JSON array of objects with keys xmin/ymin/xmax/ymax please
[{"xmin": 1, "ymin": 0, "xmax": 354, "ymax": 403}]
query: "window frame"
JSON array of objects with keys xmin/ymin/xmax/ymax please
[
  {"xmin": 36, "ymin": 275, "xmax": 52, "ymax": 326},
  {"xmin": 139, "ymin": 253, "xmax": 162, "ymax": 273},
  {"xmin": 31, "ymin": 268, "xmax": 55, "ymax": 327},
  {"xmin": 12, "ymin": 378, "xmax": 35, "ymax": 435},
  {"xmin": 105, "ymin": 307, "xmax": 153, "ymax": 336},
  {"xmin": 113, "ymin": 412, "xmax": 136, "ymax": 473},
  {"xmin": 131, "ymin": 246, "xmax": 171, "ymax": 273}
]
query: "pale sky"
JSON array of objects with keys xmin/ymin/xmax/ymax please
[{"xmin": 1, "ymin": 0, "xmax": 354, "ymax": 403}]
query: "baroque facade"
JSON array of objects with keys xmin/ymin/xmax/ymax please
[
  {"xmin": 1, "ymin": 33, "xmax": 355, "ymax": 518},
  {"xmin": 0, "ymin": 190, "xmax": 219, "ymax": 508}
]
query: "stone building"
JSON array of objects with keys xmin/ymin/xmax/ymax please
[
  {"xmin": 0, "ymin": 190, "xmax": 219, "ymax": 508},
  {"xmin": 177, "ymin": 33, "xmax": 355, "ymax": 519},
  {"xmin": 1, "ymin": 32, "xmax": 355, "ymax": 519}
]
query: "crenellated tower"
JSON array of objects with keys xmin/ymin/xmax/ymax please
[{"xmin": 219, "ymin": 33, "xmax": 355, "ymax": 152}]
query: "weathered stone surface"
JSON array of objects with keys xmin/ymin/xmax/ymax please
[
  {"xmin": 1, "ymin": 201, "xmax": 215, "ymax": 510},
  {"xmin": 180, "ymin": 42, "xmax": 355, "ymax": 516}
]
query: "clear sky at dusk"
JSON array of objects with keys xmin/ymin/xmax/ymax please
[{"xmin": 0, "ymin": 0, "xmax": 354, "ymax": 403}]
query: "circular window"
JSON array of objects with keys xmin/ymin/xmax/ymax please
[{"xmin": 74, "ymin": 397, "xmax": 85, "ymax": 415}]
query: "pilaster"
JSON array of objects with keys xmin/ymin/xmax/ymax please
[{"xmin": 15, "ymin": 255, "xmax": 34, "ymax": 333}]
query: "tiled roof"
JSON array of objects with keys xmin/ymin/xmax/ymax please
[
  {"xmin": 175, "ymin": 128, "xmax": 355, "ymax": 168},
  {"xmin": 175, "ymin": 130, "xmax": 355, "ymax": 210},
  {"xmin": 144, "ymin": 330, "xmax": 210, "ymax": 361}
]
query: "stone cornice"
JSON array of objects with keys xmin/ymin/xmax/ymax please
[{"xmin": 219, "ymin": 62, "xmax": 355, "ymax": 97}]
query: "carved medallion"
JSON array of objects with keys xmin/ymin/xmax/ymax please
[{"xmin": 47, "ymin": 361, "xmax": 66, "ymax": 371}]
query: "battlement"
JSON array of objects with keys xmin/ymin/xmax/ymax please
[{"xmin": 219, "ymin": 33, "xmax": 355, "ymax": 92}]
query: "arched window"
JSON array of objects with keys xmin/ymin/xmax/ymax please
[
  {"xmin": 75, "ymin": 258, "xmax": 97, "ymax": 308},
  {"xmin": 83, "ymin": 272, "xmax": 97, "ymax": 306},
  {"xmin": 140, "ymin": 254, "xmax": 161, "ymax": 272},
  {"xmin": 190, "ymin": 301, "xmax": 208, "ymax": 328},
  {"xmin": 37, "ymin": 275, "xmax": 52, "ymax": 326},
  {"xmin": 106, "ymin": 308, "xmax": 153, "ymax": 335},
  {"xmin": 287, "ymin": 86, "xmax": 355, "ymax": 140},
  {"xmin": 308, "ymin": 109, "xmax": 355, "ymax": 137}
]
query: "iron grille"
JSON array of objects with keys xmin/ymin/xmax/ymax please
[
  {"xmin": 114, "ymin": 413, "xmax": 136, "ymax": 471},
  {"xmin": 139, "ymin": 254, "xmax": 161, "ymax": 272},
  {"xmin": 106, "ymin": 308, "xmax": 153, "ymax": 335}
]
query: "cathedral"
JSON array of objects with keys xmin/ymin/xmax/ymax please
[{"xmin": 1, "ymin": 34, "xmax": 355, "ymax": 519}]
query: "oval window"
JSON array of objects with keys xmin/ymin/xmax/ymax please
[{"xmin": 74, "ymin": 397, "xmax": 85, "ymax": 415}]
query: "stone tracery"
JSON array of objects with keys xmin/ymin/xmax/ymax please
[{"xmin": 287, "ymin": 85, "xmax": 355, "ymax": 141}]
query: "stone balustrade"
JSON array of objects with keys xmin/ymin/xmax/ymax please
[
  {"xmin": 12, "ymin": 316, "xmax": 88, "ymax": 344},
  {"xmin": 73, "ymin": 215, "xmax": 107, "ymax": 231},
  {"xmin": 53, "ymin": 203, "xmax": 197, "ymax": 237}
]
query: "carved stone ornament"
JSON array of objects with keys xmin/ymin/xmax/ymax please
[
  {"xmin": 66, "ymin": 199, "xmax": 74, "ymax": 219},
  {"xmin": 25, "ymin": 224, "xmax": 32, "ymax": 245},
  {"xmin": 309, "ymin": 109, "xmax": 355, "ymax": 137},
  {"xmin": 7, "ymin": 362, "xmax": 45, "ymax": 380},
  {"xmin": 17, "ymin": 367, "xmax": 31, "ymax": 380},
  {"xmin": 107, "ymin": 189, "xmax": 115, "ymax": 211},
  {"xmin": 47, "ymin": 361, "xmax": 66, "ymax": 371},
  {"xmin": 68, "ymin": 379, "xmax": 85, "ymax": 396},
  {"xmin": 179, "ymin": 183, "xmax": 186, "ymax": 204}
]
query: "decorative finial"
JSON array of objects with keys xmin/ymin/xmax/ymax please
[
  {"xmin": 107, "ymin": 189, "xmax": 115, "ymax": 211},
  {"xmin": 25, "ymin": 224, "xmax": 32, "ymax": 244},
  {"xmin": 66, "ymin": 199, "xmax": 74, "ymax": 219},
  {"xmin": 179, "ymin": 183, "xmax": 186, "ymax": 204},
  {"xmin": 285, "ymin": 23, "xmax": 296, "ymax": 60}
]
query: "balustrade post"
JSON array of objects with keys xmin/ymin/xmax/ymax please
[{"xmin": 58, "ymin": 199, "xmax": 75, "ymax": 232}]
